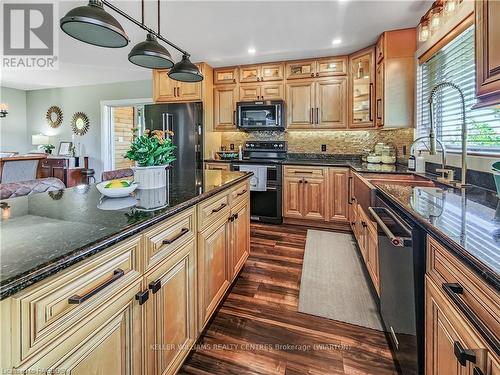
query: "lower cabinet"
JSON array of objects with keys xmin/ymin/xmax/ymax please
[
  {"xmin": 197, "ymin": 215, "xmax": 231, "ymax": 330},
  {"xmin": 144, "ymin": 240, "xmax": 197, "ymax": 375},
  {"xmin": 18, "ymin": 279, "xmax": 143, "ymax": 374},
  {"xmin": 328, "ymin": 168, "xmax": 349, "ymax": 222},
  {"xmin": 302, "ymin": 177, "xmax": 327, "ymax": 221},
  {"xmin": 229, "ymin": 199, "xmax": 250, "ymax": 280},
  {"xmin": 425, "ymin": 276, "xmax": 500, "ymax": 375}
]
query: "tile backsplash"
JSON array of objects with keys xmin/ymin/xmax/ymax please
[{"xmin": 220, "ymin": 128, "xmax": 415, "ymax": 162}]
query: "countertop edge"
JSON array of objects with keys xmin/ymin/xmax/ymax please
[{"xmin": 0, "ymin": 173, "xmax": 252, "ymax": 300}]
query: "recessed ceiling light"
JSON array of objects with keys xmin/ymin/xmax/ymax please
[
  {"xmin": 248, "ymin": 47, "xmax": 256, "ymax": 54},
  {"xmin": 332, "ymin": 39, "xmax": 342, "ymax": 45}
]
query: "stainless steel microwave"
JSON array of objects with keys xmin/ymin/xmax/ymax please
[{"xmin": 236, "ymin": 100, "xmax": 285, "ymax": 131}]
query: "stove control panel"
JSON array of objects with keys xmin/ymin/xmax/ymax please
[{"xmin": 244, "ymin": 141, "xmax": 287, "ymax": 151}]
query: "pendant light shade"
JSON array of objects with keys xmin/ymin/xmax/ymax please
[
  {"xmin": 168, "ymin": 54, "xmax": 204, "ymax": 82},
  {"xmin": 128, "ymin": 34, "xmax": 174, "ymax": 69},
  {"xmin": 60, "ymin": 0, "xmax": 129, "ymax": 48}
]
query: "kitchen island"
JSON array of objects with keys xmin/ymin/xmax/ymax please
[{"xmin": 0, "ymin": 169, "xmax": 251, "ymax": 374}]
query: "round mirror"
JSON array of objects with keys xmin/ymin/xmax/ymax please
[
  {"xmin": 71, "ymin": 112, "xmax": 89, "ymax": 135},
  {"xmin": 46, "ymin": 106, "xmax": 63, "ymax": 128}
]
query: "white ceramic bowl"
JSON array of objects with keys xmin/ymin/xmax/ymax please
[
  {"xmin": 96, "ymin": 181, "xmax": 138, "ymax": 198},
  {"xmin": 97, "ymin": 196, "xmax": 138, "ymax": 210}
]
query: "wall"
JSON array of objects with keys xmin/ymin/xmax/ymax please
[
  {"xmin": 220, "ymin": 128, "xmax": 415, "ymax": 162},
  {"xmin": 25, "ymin": 79, "xmax": 152, "ymax": 179},
  {"xmin": 0, "ymin": 87, "xmax": 29, "ymax": 153}
]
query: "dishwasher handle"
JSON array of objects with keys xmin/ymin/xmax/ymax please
[{"xmin": 368, "ymin": 207, "xmax": 412, "ymax": 247}]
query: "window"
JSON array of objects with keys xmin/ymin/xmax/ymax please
[{"xmin": 416, "ymin": 25, "xmax": 500, "ymax": 153}]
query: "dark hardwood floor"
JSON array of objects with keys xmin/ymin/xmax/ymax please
[{"xmin": 179, "ymin": 223, "xmax": 397, "ymax": 375}]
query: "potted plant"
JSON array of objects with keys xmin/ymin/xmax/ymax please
[
  {"xmin": 42, "ymin": 144, "xmax": 55, "ymax": 154},
  {"xmin": 125, "ymin": 128, "xmax": 176, "ymax": 189}
]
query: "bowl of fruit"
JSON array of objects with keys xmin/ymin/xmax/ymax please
[{"xmin": 96, "ymin": 179, "xmax": 138, "ymax": 198}]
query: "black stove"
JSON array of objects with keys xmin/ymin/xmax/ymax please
[{"xmin": 231, "ymin": 141, "xmax": 286, "ymax": 224}]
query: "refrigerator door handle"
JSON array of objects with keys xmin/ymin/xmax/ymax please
[{"xmin": 162, "ymin": 113, "xmax": 173, "ymax": 139}]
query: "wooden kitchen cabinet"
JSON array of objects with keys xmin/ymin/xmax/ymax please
[
  {"xmin": 229, "ymin": 199, "xmax": 250, "ymax": 280},
  {"xmin": 153, "ymin": 68, "xmax": 202, "ymax": 102},
  {"xmin": 375, "ymin": 62, "xmax": 384, "ymax": 127},
  {"xmin": 214, "ymin": 85, "xmax": 238, "ymax": 130},
  {"xmin": 214, "ymin": 67, "xmax": 238, "ymax": 84},
  {"xmin": 302, "ymin": 178, "xmax": 327, "ymax": 221},
  {"xmin": 315, "ymin": 78, "xmax": 346, "ymax": 128},
  {"xmin": 239, "ymin": 83, "xmax": 284, "ymax": 101},
  {"xmin": 145, "ymin": 240, "xmax": 196, "ymax": 375},
  {"xmin": 197, "ymin": 215, "xmax": 230, "ymax": 329},
  {"xmin": 240, "ymin": 65, "xmax": 261, "ymax": 83},
  {"xmin": 286, "ymin": 60, "xmax": 317, "ymax": 79},
  {"xmin": 260, "ymin": 63, "xmax": 284, "ymax": 81},
  {"xmin": 205, "ymin": 162, "xmax": 231, "ymax": 171},
  {"xmin": 286, "ymin": 79, "xmax": 346, "ymax": 129},
  {"xmin": 349, "ymin": 47, "xmax": 375, "ymax": 128},
  {"xmin": 328, "ymin": 168, "xmax": 349, "ymax": 222},
  {"xmin": 283, "ymin": 176, "xmax": 303, "ymax": 219},
  {"xmin": 366, "ymin": 224, "xmax": 379, "ymax": 295},
  {"xmin": 286, "ymin": 57, "xmax": 347, "ymax": 79},
  {"xmin": 17, "ymin": 279, "xmax": 143, "ymax": 374},
  {"xmin": 475, "ymin": 0, "xmax": 500, "ymax": 107}
]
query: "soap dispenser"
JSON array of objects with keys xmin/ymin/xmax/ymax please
[{"xmin": 416, "ymin": 151, "xmax": 426, "ymax": 173}]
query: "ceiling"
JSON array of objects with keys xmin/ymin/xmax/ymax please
[{"xmin": 1, "ymin": 0, "xmax": 429, "ymax": 91}]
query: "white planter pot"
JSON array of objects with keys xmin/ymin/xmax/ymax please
[{"xmin": 132, "ymin": 165, "xmax": 168, "ymax": 189}]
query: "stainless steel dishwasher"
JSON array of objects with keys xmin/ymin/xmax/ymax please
[{"xmin": 369, "ymin": 196, "xmax": 426, "ymax": 375}]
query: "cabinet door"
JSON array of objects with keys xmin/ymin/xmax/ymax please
[
  {"xmin": 375, "ymin": 62, "xmax": 384, "ymax": 127},
  {"xmin": 214, "ymin": 85, "xmax": 237, "ymax": 130},
  {"xmin": 240, "ymin": 65, "xmax": 261, "ymax": 83},
  {"xmin": 349, "ymin": 47, "xmax": 375, "ymax": 128},
  {"xmin": 316, "ymin": 57, "xmax": 347, "ymax": 77},
  {"xmin": 357, "ymin": 204, "xmax": 368, "ymax": 261},
  {"xmin": 20, "ymin": 280, "xmax": 143, "ymax": 375},
  {"xmin": 261, "ymin": 83, "xmax": 284, "ymax": 100},
  {"xmin": 328, "ymin": 168, "xmax": 348, "ymax": 222},
  {"xmin": 425, "ymin": 277, "xmax": 491, "ymax": 375},
  {"xmin": 286, "ymin": 81, "xmax": 315, "ymax": 129},
  {"xmin": 366, "ymin": 225, "xmax": 379, "ymax": 295},
  {"xmin": 376, "ymin": 33, "xmax": 385, "ymax": 63},
  {"xmin": 315, "ymin": 78, "xmax": 346, "ymax": 129},
  {"xmin": 214, "ymin": 67, "xmax": 238, "ymax": 84},
  {"xmin": 475, "ymin": 0, "xmax": 500, "ymax": 107},
  {"xmin": 198, "ymin": 217, "xmax": 230, "ymax": 329},
  {"xmin": 261, "ymin": 63, "xmax": 284, "ymax": 81},
  {"xmin": 283, "ymin": 177, "xmax": 303, "ymax": 219},
  {"xmin": 303, "ymin": 178, "xmax": 327, "ymax": 221},
  {"xmin": 230, "ymin": 201, "xmax": 250, "ymax": 280},
  {"xmin": 153, "ymin": 69, "xmax": 178, "ymax": 102},
  {"xmin": 239, "ymin": 84, "xmax": 261, "ymax": 101},
  {"xmin": 145, "ymin": 241, "xmax": 196, "ymax": 375},
  {"xmin": 286, "ymin": 60, "xmax": 317, "ymax": 79},
  {"xmin": 178, "ymin": 81, "xmax": 202, "ymax": 101}
]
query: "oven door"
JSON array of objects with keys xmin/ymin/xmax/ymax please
[
  {"xmin": 250, "ymin": 186, "xmax": 282, "ymax": 224},
  {"xmin": 237, "ymin": 102, "xmax": 283, "ymax": 130}
]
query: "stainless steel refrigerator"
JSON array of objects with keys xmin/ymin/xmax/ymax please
[{"xmin": 144, "ymin": 102, "xmax": 203, "ymax": 187}]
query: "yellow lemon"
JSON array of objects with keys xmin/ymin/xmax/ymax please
[{"xmin": 105, "ymin": 180, "xmax": 131, "ymax": 189}]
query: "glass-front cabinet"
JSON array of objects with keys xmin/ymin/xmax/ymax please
[
  {"xmin": 317, "ymin": 57, "xmax": 347, "ymax": 77},
  {"xmin": 286, "ymin": 60, "xmax": 317, "ymax": 79},
  {"xmin": 349, "ymin": 47, "xmax": 375, "ymax": 128},
  {"xmin": 261, "ymin": 63, "xmax": 284, "ymax": 81},
  {"xmin": 214, "ymin": 67, "xmax": 238, "ymax": 84},
  {"xmin": 240, "ymin": 65, "xmax": 261, "ymax": 82}
]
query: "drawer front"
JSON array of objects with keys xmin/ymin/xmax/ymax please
[
  {"xmin": 427, "ymin": 236, "xmax": 500, "ymax": 353},
  {"xmin": 205, "ymin": 162, "xmax": 230, "ymax": 171},
  {"xmin": 229, "ymin": 181, "xmax": 249, "ymax": 208},
  {"xmin": 284, "ymin": 165, "xmax": 326, "ymax": 178},
  {"xmin": 41, "ymin": 159, "xmax": 65, "ymax": 168},
  {"xmin": 143, "ymin": 207, "xmax": 196, "ymax": 271},
  {"xmin": 11, "ymin": 236, "xmax": 142, "ymax": 366},
  {"xmin": 198, "ymin": 192, "xmax": 230, "ymax": 230}
]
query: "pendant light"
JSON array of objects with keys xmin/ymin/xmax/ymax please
[
  {"xmin": 60, "ymin": 0, "xmax": 129, "ymax": 48},
  {"xmin": 128, "ymin": 0, "xmax": 173, "ymax": 69},
  {"xmin": 168, "ymin": 54, "xmax": 204, "ymax": 82}
]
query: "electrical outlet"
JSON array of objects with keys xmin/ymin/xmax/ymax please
[{"xmin": 321, "ymin": 144, "xmax": 327, "ymax": 152}]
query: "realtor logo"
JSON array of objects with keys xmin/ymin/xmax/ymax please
[{"xmin": 2, "ymin": 1, "xmax": 58, "ymax": 69}]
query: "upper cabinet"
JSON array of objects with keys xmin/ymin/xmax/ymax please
[
  {"xmin": 348, "ymin": 47, "xmax": 375, "ymax": 129},
  {"xmin": 239, "ymin": 63, "xmax": 284, "ymax": 82},
  {"xmin": 240, "ymin": 65, "xmax": 261, "ymax": 83},
  {"xmin": 286, "ymin": 57, "xmax": 347, "ymax": 79},
  {"xmin": 214, "ymin": 85, "xmax": 238, "ymax": 130},
  {"xmin": 214, "ymin": 67, "xmax": 238, "ymax": 85},
  {"xmin": 475, "ymin": 0, "xmax": 500, "ymax": 108},
  {"xmin": 374, "ymin": 28, "xmax": 416, "ymax": 128}
]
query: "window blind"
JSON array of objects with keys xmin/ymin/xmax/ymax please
[{"xmin": 416, "ymin": 25, "xmax": 500, "ymax": 153}]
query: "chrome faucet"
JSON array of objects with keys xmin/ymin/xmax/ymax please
[
  {"xmin": 428, "ymin": 82, "xmax": 468, "ymax": 187},
  {"xmin": 409, "ymin": 136, "xmax": 452, "ymax": 181}
]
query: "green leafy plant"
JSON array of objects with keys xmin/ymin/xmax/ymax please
[
  {"xmin": 42, "ymin": 144, "xmax": 55, "ymax": 154},
  {"xmin": 124, "ymin": 128, "xmax": 176, "ymax": 167}
]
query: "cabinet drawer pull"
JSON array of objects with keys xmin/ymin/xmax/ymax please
[
  {"xmin": 443, "ymin": 283, "xmax": 500, "ymax": 356},
  {"xmin": 310, "ymin": 108, "xmax": 313, "ymax": 124},
  {"xmin": 236, "ymin": 189, "xmax": 247, "ymax": 196},
  {"xmin": 135, "ymin": 290, "xmax": 149, "ymax": 305},
  {"xmin": 348, "ymin": 176, "xmax": 353, "ymax": 205},
  {"xmin": 149, "ymin": 279, "xmax": 161, "ymax": 294},
  {"xmin": 294, "ymin": 170, "xmax": 314, "ymax": 174},
  {"xmin": 369, "ymin": 83, "xmax": 373, "ymax": 122},
  {"xmin": 211, "ymin": 203, "xmax": 227, "ymax": 213},
  {"xmin": 68, "ymin": 268, "xmax": 125, "ymax": 304},
  {"xmin": 453, "ymin": 341, "xmax": 476, "ymax": 366},
  {"xmin": 162, "ymin": 227, "xmax": 189, "ymax": 245},
  {"xmin": 233, "ymin": 110, "xmax": 236, "ymax": 126},
  {"xmin": 316, "ymin": 107, "xmax": 319, "ymax": 124}
]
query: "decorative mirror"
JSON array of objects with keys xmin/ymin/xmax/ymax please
[
  {"xmin": 46, "ymin": 106, "xmax": 63, "ymax": 128},
  {"xmin": 71, "ymin": 112, "xmax": 90, "ymax": 135}
]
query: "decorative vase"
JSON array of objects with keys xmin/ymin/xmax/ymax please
[{"xmin": 132, "ymin": 165, "xmax": 168, "ymax": 189}]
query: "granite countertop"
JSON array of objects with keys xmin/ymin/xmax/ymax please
[
  {"xmin": 0, "ymin": 168, "xmax": 251, "ymax": 300},
  {"xmin": 375, "ymin": 183, "xmax": 500, "ymax": 291}
]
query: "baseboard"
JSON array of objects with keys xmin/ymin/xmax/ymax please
[{"xmin": 283, "ymin": 218, "xmax": 351, "ymax": 232}]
